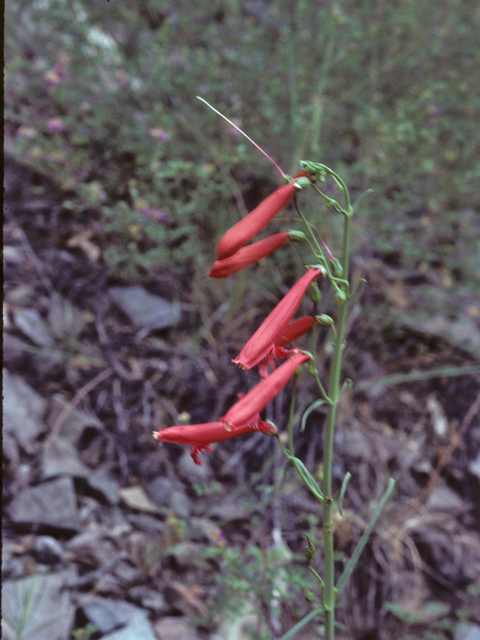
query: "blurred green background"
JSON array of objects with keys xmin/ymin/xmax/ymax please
[{"xmin": 5, "ymin": 0, "xmax": 480, "ymax": 308}]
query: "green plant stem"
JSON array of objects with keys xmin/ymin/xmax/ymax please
[{"xmin": 321, "ymin": 212, "xmax": 351, "ymax": 640}]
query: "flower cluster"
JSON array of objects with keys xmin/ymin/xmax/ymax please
[{"xmin": 155, "ymin": 177, "xmax": 320, "ymax": 464}]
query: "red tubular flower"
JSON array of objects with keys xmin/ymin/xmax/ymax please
[
  {"xmin": 221, "ymin": 353, "xmax": 311, "ymax": 430},
  {"xmin": 232, "ymin": 268, "xmax": 323, "ymax": 372},
  {"xmin": 292, "ymin": 170, "xmax": 310, "ymax": 179},
  {"xmin": 216, "ymin": 182, "xmax": 298, "ymax": 260},
  {"xmin": 154, "ymin": 419, "xmax": 276, "ymax": 465},
  {"xmin": 257, "ymin": 315, "xmax": 315, "ymax": 378},
  {"xmin": 209, "ymin": 232, "xmax": 290, "ymax": 278},
  {"xmin": 275, "ymin": 316, "xmax": 314, "ymax": 348}
]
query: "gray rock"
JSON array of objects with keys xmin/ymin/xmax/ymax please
[
  {"xmin": 3, "ymin": 370, "xmax": 47, "ymax": 454},
  {"xmin": 66, "ymin": 527, "xmax": 117, "ymax": 566},
  {"xmin": 87, "ymin": 466, "xmax": 120, "ymax": 504},
  {"xmin": 113, "ymin": 559, "xmax": 141, "ymax": 585},
  {"xmin": 81, "ymin": 597, "xmax": 138, "ymax": 634},
  {"xmin": 33, "ymin": 536, "xmax": 65, "ymax": 565},
  {"xmin": 102, "ymin": 609, "xmax": 157, "ymax": 640},
  {"xmin": 129, "ymin": 586, "xmax": 170, "ymax": 614},
  {"xmin": 126, "ymin": 512, "xmax": 165, "ymax": 535},
  {"xmin": 119, "ymin": 485, "xmax": 161, "ymax": 514},
  {"xmin": 426, "ymin": 481, "xmax": 465, "ymax": 515},
  {"xmin": 47, "ymin": 393, "xmax": 103, "ymax": 445},
  {"xmin": 2, "ymin": 569, "xmax": 76, "ymax": 640},
  {"xmin": 468, "ymin": 450, "xmax": 480, "ymax": 480},
  {"xmin": 145, "ymin": 477, "xmax": 174, "ymax": 508},
  {"xmin": 41, "ymin": 436, "xmax": 90, "ymax": 479},
  {"xmin": 171, "ymin": 489, "xmax": 193, "ymax": 519},
  {"xmin": 177, "ymin": 450, "xmax": 210, "ymax": 484},
  {"xmin": 455, "ymin": 623, "xmax": 480, "ymax": 640},
  {"xmin": 13, "ymin": 306, "xmax": 55, "ymax": 347},
  {"xmin": 154, "ymin": 616, "xmax": 201, "ymax": 640},
  {"xmin": 109, "ymin": 286, "xmax": 180, "ymax": 330},
  {"xmin": 7, "ymin": 476, "xmax": 81, "ymax": 533}
]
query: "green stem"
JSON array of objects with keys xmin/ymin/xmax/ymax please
[{"xmin": 321, "ymin": 210, "xmax": 351, "ymax": 640}]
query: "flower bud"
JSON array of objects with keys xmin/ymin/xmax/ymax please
[
  {"xmin": 315, "ymin": 314, "xmax": 334, "ymax": 327},
  {"xmin": 334, "ymin": 291, "xmax": 347, "ymax": 304},
  {"xmin": 288, "ymin": 230, "xmax": 307, "ymax": 242},
  {"xmin": 331, "ymin": 258, "xmax": 344, "ymax": 277},
  {"xmin": 308, "ymin": 282, "xmax": 322, "ymax": 304},
  {"xmin": 294, "ymin": 177, "xmax": 311, "ymax": 189}
]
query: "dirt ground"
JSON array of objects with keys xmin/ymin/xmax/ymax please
[{"xmin": 3, "ymin": 154, "xmax": 480, "ymax": 640}]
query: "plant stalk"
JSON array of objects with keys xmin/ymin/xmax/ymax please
[{"xmin": 321, "ymin": 212, "xmax": 351, "ymax": 639}]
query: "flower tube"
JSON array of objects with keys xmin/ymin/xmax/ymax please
[
  {"xmin": 216, "ymin": 182, "xmax": 298, "ymax": 260},
  {"xmin": 233, "ymin": 268, "xmax": 323, "ymax": 371},
  {"xmin": 154, "ymin": 419, "xmax": 276, "ymax": 465},
  {"xmin": 221, "ymin": 352, "xmax": 311, "ymax": 430},
  {"xmin": 209, "ymin": 232, "xmax": 290, "ymax": 278},
  {"xmin": 257, "ymin": 315, "xmax": 315, "ymax": 378}
]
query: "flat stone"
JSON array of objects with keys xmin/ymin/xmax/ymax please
[
  {"xmin": 81, "ymin": 597, "xmax": 138, "ymax": 634},
  {"xmin": 109, "ymin": 286, "xmax": 180, "ymax": 330},
  {"xmin": 426, "ymin": 481, "xmax": 464, "ymax": 515},
  {"xmin": 13, "ymin": 306, "xmax": 55, "ymax": 348},
  {"xmin": 468, "ymin": 450, "xmax": 480, "ymax": 480},
  {"xmin": 41, "ymin": 436, "xmax": 90, "ymax": 479},
  {"xmin": 66, "ymin": 527, "xmax": 117, "ymax": 566},
  {"xmin": 455, "ymin": 623, "xmax": 480, "ymax": 640},
  {"xmin": 119, "ymin": 486, "xmax": 161, "ymax": 514},
  {"xmin": 47, "ymin": 393, "xmax": 103, "ymax": 445},
  {"xmin": 2, "ymin": 568, "xmax": 76, "ymax": 640},
  {"xmin": 7, "ymin": 476, "xmax": 81, "ymax": 533},
  {"xmin": 3, "ymin": 370, "xmax": 47, "ymax": 454},
  {"xmin": 87, "ymin": 466, "xmax": 120, "ymax": 504},
  {"xmin": 112, "ymin": 560, "xmax": 140, "ymax": 585},
  {"xmin": 129, "ymin": 586, "xmax": 170, "ymax": 614},
  {"xmin": 102, "ymin": 609, "xmax": 157, "ymax": 640},
  {"xmin": 154, "ymin": 616, "xmax": 202, "ymax": 640}
]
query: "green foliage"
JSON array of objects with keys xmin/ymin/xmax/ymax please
[
  {"xmin": 71, "ymin": 623, "xmax": 97, "ymax": 640},
  {"xmin": 5, "ymin": 0, "xmax": 480, "ymax": 288},
  {"xmin": 202, "ymin": 539, "xmax": 317, "ymax": 626}
]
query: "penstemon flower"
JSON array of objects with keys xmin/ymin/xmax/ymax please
[
  {"xmin": 216, "ymin": 182, "xmax": 299, "ymax": 260},
  {"xmin": 232, "ymin": 268, "xmax": 323, "ymax": 372},
  {"xmin": 221, "ymin": 352, "xmax": 311, "ymax": 430},
  {"xmin": 208, "ymin": 232, "xmax": 290, "ymax": 278},
  {"xmin": 257, "ymin": 315, "xmax": 315, "ymax": 378},
  {"xmin": 154, "ymin": 419, "xmax": 277, "ymax": 465}
]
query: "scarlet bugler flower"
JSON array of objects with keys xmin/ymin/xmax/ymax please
[
  {"xmin": 209, "ymin": 232, "xmax": 290, "ymax": 278},
  {"xmin": 154, "ymin": 419, "xmax": 276, "ymax": 465},
  {"xmin": 257, "ymin": 315, "xmax": 315, "ymax": 378},
  {"xmin": 232, "ymin": 268, "xmax": 323, "ymax": 372},
  {"xmin": 216, "ymin": 182, "xmax": 299, "ymax": 260},
  {"xmin": 221, "ymin": 352, "xmax": 311, "ymax": 430}
]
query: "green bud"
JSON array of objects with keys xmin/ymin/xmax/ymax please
[
  {"xmin": 306, "ymin": 264, "xmax": 328, "ymax": 277},
  {"xmin": 331, "ymin": 258, "xmax": 344, "ymax": 277},
  {"xmin": 308, "ymin": 282, "xmax": 322, "ymax": 304},
  {"xmin": 294, "ymin": 176, "xmax": 312, "ymax": 189},
  {"xmin": 288, "ymin": 230, "xmax": 307, "ymax": 242},
  {"xmin": 315, "ymin": 314, "xmax": 334, "ymax": 327},
  {"xmin": 334, "ymin": 291, "xmax": 347, "ymax": 305},
  {"xmin": 304, "ymin": 590, "xmax": 315, "ymax": 603}
]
